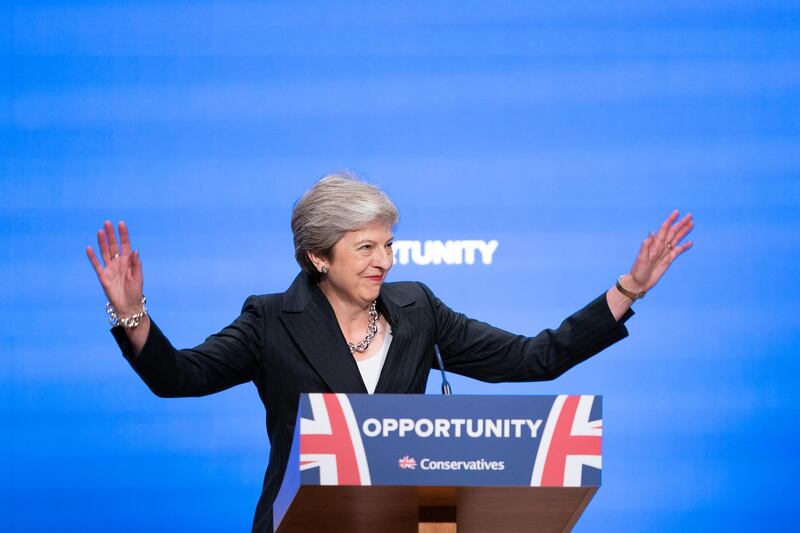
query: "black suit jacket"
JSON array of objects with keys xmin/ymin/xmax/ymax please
[{"xmin": 113, "ymin": 272, "xmax": 632, "ymax": 532}]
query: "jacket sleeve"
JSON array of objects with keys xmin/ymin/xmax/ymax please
[
  {"xmin": 418, "ymin": 283, "xmax": 633, "ymax": 382},
  {"xmin": 112, "ymin": 296, "xmax": 265, "ymax": 397}
]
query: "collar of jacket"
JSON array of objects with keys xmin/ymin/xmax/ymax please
[{"xmin": 279, "ymin": 271, "xmax": 419, "ymax": 393}]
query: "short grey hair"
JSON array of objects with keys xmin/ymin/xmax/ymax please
[{"xmin": 291, "ymin": 171, "xmax": 399, "ymax": 281}]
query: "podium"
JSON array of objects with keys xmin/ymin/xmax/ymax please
[{"xmin": 275, "ymin": 394, "xmax": 602, "ymax": 532}]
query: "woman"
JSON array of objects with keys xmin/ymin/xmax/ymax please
[{"xmin": 87, "ymin": 173, "xmax": 693, "ymax": 532}]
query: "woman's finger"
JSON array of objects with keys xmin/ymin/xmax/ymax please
[
  {"xmin": 629, "ymin": 234, "xmax": 653, "ymax": 282},
  {"xmin": 119, "ymin": 221, "xmax": 132, "ymax": 256},
  {"xmin": 638, "ymin": 233, "xmax": 656, "ymax": 266},
  {"xmin": 132, "ymin": 249, "xmax": 143, "ymax": 279},
  {"xmin": 105, "ymin": 220, "xmax": 120, "ymax": 258},
  {"xmin": 675, "ymin": 241, "xmax": 693, "ymax": 256},
  {"xmin": 656, "ymin": 210, "xmax": 680, "ymax": 241},
  {"xmin": 86, "ymin": 246, "xmax": 105, "ymax": 278},
  {"xmin": 97, "ymin": 228, "xmax": 111, "ymax": 265},
  {"xmin": 640, "ymin": 233, "xmax": 654, "ymax": 256},
  {"xmin": 670, "ymin": 219, "xmax": 694, "ymax": 248},
  {"xmin": 666, "ymin": 214, "xmax": 692, "ymax": 245}
]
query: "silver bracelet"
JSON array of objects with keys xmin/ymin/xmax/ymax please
[{"xmin": 106, "ymin": 295, "xmax": 148, "ymax": 329}]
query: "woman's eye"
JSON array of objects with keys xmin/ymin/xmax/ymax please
[{"xmin": 386, "ymin": 242, "xmax": 394, "ymax": 249}]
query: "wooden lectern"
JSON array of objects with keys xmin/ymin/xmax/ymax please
[{"xmin": 274, "ymin": 394, "xmax": 602, "ymax": 532}]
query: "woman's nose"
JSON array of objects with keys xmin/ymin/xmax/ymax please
[{"xmin": 373, "ymin": 248, "xmax": 393, "ymax": 269}]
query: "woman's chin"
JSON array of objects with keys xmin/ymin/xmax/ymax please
[{"xmin": 359, "ymin": 287, "xmax": 382, "ymax": 303}]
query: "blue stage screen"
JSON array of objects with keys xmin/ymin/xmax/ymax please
[{"xmin": 2, "ymin": 1, "xmax": 799, "ymax": 531}]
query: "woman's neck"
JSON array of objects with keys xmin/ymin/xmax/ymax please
[{"xmin": 317, "ymin": 280, "xmax": 386, "ymax": 357}]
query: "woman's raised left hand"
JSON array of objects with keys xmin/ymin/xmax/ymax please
[{"xmin": 624, "ymin": 210, "xmax": 694, "ymax": 293}]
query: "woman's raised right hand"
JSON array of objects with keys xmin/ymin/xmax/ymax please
[{"xmin": 86, "ymin": 220, "xmax": 144, "ymax": 317}]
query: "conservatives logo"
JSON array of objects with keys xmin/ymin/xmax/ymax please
[
  {"xmin": 398, "ymin": 457, "xmax": 505, "ymax": 471},
  {"xmin": 398, "ymin": 456, "xmax": 417, "ymax": 470}
]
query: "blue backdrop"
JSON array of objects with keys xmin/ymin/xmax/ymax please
[{"xmin": 2, "ymin": 1, "xmax": 799, "ymax": 531}]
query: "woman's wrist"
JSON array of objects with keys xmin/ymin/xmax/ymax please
[
  {"xmin": 124, "ymin": 315, "xmax": 151, "ymax": 358},
  {"xmin": 606, "ymin": 286, "xmax": 633, "ymax": 321},
  {"xmin": 616, "ymin": 274, "xmax": 646, "ymax": 299},
  {"xmin": 106, "ymin": 295, "xmax": 148, "ymax": 329}
]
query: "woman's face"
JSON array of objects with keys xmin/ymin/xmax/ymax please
[{"xmin": 320, "ymin": 222, "xmax": 394, "ymax": 307}]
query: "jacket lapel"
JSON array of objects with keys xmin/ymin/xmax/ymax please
[
  {"xmin": 373, "ymin": 284, "xmax": 420, "ymax": 394},
  {"xmin": 279, "ymin": 273, "xmax": 367, "ymax": 393}
]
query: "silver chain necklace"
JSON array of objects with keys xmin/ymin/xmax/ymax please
[{"xmin": 348, "ymin": 301, "xmax": 379, "ymax": 354}]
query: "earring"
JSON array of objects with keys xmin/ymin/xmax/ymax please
[{"xmin": 321, "ymin": 266, "xmax": 329, "ymax": 274}]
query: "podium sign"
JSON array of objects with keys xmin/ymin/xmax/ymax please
[{"xmin": 275, "ymin": 394, "xmax": 602, "ymax": 532}]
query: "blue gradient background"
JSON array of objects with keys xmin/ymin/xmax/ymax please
[{"xmin": 2, "ymin": 1, "xmax": 799, "ymax": 531}]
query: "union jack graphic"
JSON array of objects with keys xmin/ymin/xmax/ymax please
[
  {"xmin": 299, "ymin": 393, "xmax": 371, "ymax": 486},
  {"xmin": 398, "ymin": 456, "xmax": 417, "ymax": 470},
  {"xmin": 530, "ymin": 395, "xmax": 602, "ymax": 487}
]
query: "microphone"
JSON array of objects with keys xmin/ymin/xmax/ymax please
[{"xmin": 433, "ymin": 344, "xmax": 452, "ymax": 395}]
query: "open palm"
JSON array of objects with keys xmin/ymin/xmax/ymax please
[
  {"xmin": 86, "ymin": 220, "xmax": 143, "ymax": 316},
  {"xmin": 628, "ymin": 210, "xmax": 694, "ymax": 293}
]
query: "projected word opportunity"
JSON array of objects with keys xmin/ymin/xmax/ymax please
[{"xmin": 393, "ymin": 240, "xmax": 499, "ymax": 266}]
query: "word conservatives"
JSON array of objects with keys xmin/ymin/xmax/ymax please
[
  {"xmin": 420, "ymin": 458, "xmax": 505, "ymax": 471},
  {"xmin": 393, "ymin": 240, "xmax": 499, "ymax": 266},
  {"xmin": 362, "ymin": 417, "xmax": 542, "ymax": 439}
]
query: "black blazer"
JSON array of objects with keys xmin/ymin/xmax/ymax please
[{"xmin": 113, "ymin": 272, "xmax": 632, "ymax": 532}]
